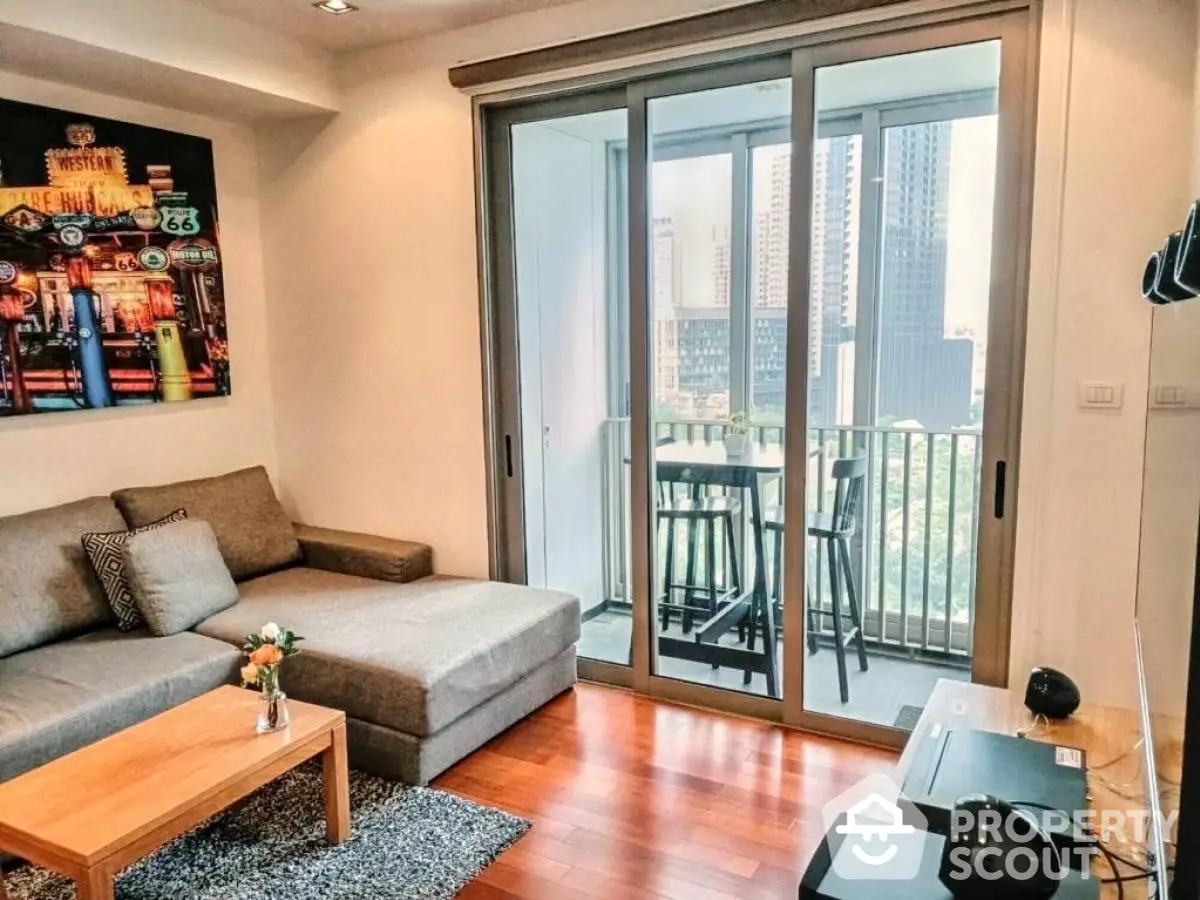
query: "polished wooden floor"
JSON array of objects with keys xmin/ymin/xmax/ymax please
[{"xmin": 436, "ymin": 683, "xmax": 899, "ymax": 900}]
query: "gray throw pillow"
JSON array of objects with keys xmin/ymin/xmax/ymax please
[
  {"xmin": 82, "ymin": 509, "xmax": 188, "ymax": 632},
  {"xmin": 111, "ymin": 466, "xmax": 301, "ymax": 581},
  {"xmin": 123, "ymin": 520, "xmax": 239, "ymax": 637}
]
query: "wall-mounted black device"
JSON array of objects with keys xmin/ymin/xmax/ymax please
[{"xmin": 1143, "ymin": 199, "xmax": 1200, "ymax": 305}]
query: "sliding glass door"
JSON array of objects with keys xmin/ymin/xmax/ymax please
[
  {"xmin": 484, "ymin": 93, "xmax": 634, "ymax": 669},
  {"xmin": 784, "ymin": 14, "xmax": 1034, "ymax": 735},
  {"xmin": 639, "ymin": 68, "xmax": 794, "ymax": 702},
  {"xmin": 482, "ymin": 5, "xmax": 1036, "ymax": 742},
  {"xmin": 796, "ymin": 42, "xmax": 1004, "ymax": 729}
]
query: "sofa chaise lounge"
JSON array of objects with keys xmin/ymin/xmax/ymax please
[{"xmin": 0, "ymin": 467, "xmax": 580, "ymax": 786}]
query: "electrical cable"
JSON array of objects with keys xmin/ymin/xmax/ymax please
[
  {"xmin": 1096, "ymin": 841, "xmax": 1127, "ymax": 900},
  {"xmin": 1016, "ymin": 712, "xmax": 1049, "ymax": 739},
  {"xmin": 1092, "ymin": 824, "xmax": 1161, "ymax": 900},
  {"xmin": 1090, "ymin": 737, "xmax": 1146, "ymax": 771},
  {"xmin": 1102, "ymin": 842, "xmax": 1150, "ymax": 875},
  {"xmin": 1011, "ymin": 802, "xmax": 1162, "ymax": 898}
]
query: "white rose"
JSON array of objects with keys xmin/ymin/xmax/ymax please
[{"xmin": 260, "ymin": 622, "xmax": 281, "ymax": 642}]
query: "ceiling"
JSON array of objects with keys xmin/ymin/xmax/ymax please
[{"xmin": 183, "ymin": 0, "xmax": 582, "ymax": 53}]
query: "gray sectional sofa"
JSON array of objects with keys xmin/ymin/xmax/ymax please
[{"xmin": 0, "ymin": 467, "xmax": 580, "ymax": 786}]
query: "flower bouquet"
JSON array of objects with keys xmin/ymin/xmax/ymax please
[{"xmin": 241, "ymin": 622, "xmax": 303, "ymax": 733}]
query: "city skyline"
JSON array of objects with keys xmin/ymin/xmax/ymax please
[{"xmin": 649, "ymin": 114, "xmax": 997, "ymax": 430}]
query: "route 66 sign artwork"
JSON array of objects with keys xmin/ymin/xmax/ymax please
[
  {"xmin": 0, "ymin": 96, "xmax": 229, "ymax": 418},
  {"xmin": 160, "ymin": 206, "xmax": 201, "ymax": 237}
]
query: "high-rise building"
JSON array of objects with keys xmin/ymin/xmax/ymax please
[
  {"xmin": 652, "ymin": 217, "xmax": 682, "ymax": 412},
  {"xmin": 652, "ymin": 216, "xmax": 682, "ymax": 311},
  {"xmin": 711, "ymin": 225, "xmax": 731, "ymax": 309},
  {"xmin": 876, "ymin": 121, "xmax": 972, "ymax": 430},
  {"xmin": 675, "ymin": 307, "xmax": 730, "ymax": 418},
  {"xmin": 752, "ymin": 150, "xmax": 790, "ymax": 312},
  {"xmin": 806, "ymin": 136, "xmax": 860, "ymax": 425}
]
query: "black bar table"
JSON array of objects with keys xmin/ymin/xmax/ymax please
[{"xmin": 653, "ymin": 440, "xmax": 787, "ymax": 698}]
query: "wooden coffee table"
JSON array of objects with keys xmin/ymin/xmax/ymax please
[{"xmin": 0, "ymin": 686, "xmax": 349, "ymax": 900}]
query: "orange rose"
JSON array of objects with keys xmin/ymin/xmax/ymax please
[{"xmin": 250, "ymin": 644, "xmax": 284, "ymax": 667}]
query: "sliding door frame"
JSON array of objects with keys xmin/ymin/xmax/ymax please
[
  {"xmin": 479, "ymin": 88, "xmax": 628, "ymax": 590},
  {"xmin": 475, "ymin": 1, "xmax": 1040, "ymax": 745},
  {"xmin": 627, "ymin": 55, "xmax": 793, "ymax": 709},
  {"xmin": 782, "ymin": 7, "xmax": 1037, "ymax": 736}
]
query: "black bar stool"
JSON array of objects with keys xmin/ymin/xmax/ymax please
[
  {"xmin": 760, "ymin": 453, "xmax": 869, "ymax": 703},
  {"xmin": 656, "ymin": 449, "xmax": 742, "ymax": 636}
]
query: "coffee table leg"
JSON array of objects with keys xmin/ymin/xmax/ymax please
[
  {"xmin": 77, "ymin": 866, "xmax": 114, "ymax": 900},
  {"xmin": 323, "ymin": 723, "xmax": 351, "ymax": 843}
]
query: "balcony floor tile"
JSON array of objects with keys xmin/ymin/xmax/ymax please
[{"xmin": 579, "ymin": 609, "xmax": 970, "ymax": 729}]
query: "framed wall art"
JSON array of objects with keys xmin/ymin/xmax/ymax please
[{"xmin": 0, "ymin": 98, "xmax": 228, "ymax": 417}]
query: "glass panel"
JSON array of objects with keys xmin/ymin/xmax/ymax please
[
  {"xmin": 647, "ymin": 78, "xmax": 791, "ymax": 698},
  {"xmin": 877, "ymin": 115, "xmax": 995, "ymax": 431},
  {"xmin": 803, "ymin": 42, "xmax": 1000, "ymax": 727},
  {"xmin": 750, "ymin": 141, "xmax": 793, "ymax": 422},
  {"xmin": 509, "ymin": 109, "xmax": 632, "ymax": 666},
  {"xmin": 652, "ymin": 154, "xmax": 733, "ymax": 422},
  {"xmin": 751, "ymin": 137, "xmax": 863, "ymax": 430}
]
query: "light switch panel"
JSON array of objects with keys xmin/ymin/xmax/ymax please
[
  {"xmin": 1151, "ymin": 385, "xmax": 1190, "ymax": 408},
  {"xmin": 1078, "ymin": 381, "xmax": 1124, "ymax": 409}
]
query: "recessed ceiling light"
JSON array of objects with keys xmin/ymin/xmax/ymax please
[{"xmin": 313, "ymin": 0, "xmax": 358, "ymax": 13}]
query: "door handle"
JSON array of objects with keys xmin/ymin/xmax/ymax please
[
  {"xmin": 504, "ymin": 435, "xmax": 514, "ymax": 478},
  {"xmin": 994, "ymin": 460, "xmax": 1006, "ymax": 519}
]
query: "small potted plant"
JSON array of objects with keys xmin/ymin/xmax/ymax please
[
  {"xmin": 724, "ymin": 410, "xmax": 752, "ymax": 457},
  {"xmin": 241, "ymin": 622, "xmax": 303, "ymax": 734}
]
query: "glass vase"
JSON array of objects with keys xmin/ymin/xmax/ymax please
[{"xmin": 257, "ymin": 688, "xmax": 290, "ymax": 734}]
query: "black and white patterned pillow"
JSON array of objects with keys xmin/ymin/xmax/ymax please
[{"xmin": 83, "ymin": 509, "xmax": 188, "ymax": 631}]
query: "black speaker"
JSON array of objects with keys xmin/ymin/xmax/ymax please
[
  {"xmin": 1157, "ymin": 232, "xmax": 1194, "ymax": 302},
  {"xmin": 1024, "ymin": 667, "xmax": 1080, "ymax": 720},
  {"xmin": 1143, "ymin": 251, "xmax": 1170, "ymax": 305},
  {"xmin": 1144, "ymin": 231, "xmax": 1196, "ymax": 305}
]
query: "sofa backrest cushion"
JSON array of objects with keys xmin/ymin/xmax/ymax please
[
  {"xmin": 124, "ymin": 519, "xmax": 240, "ymax": 636},
  {"xmin": 112, "ymin": 466, "xmax": 301, "ymax": 581},
  {"xmin": 0, "ymin": 497, "xmax": 126, "ymax": 658}
]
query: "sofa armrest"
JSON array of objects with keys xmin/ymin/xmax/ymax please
[{"xmin": 294, "ymin": 524, "xmax": 433, "ymax": 584}]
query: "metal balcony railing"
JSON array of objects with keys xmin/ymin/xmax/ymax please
[{"xmin": 600, "ymin": 417, "xmax": 981, "ymax": 663}]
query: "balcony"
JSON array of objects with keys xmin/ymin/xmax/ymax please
[{"xmin": 583, "ymin": 418, "xmax": 980, "ymax": 728}]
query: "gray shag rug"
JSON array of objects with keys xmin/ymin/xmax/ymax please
[{"xmin": 6, "ymin": 762, "xmax": 529, "ymax": 899}]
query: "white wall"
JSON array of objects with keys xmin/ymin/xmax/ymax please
[
  {"xmin": 1132, "ymin": 1, "xmax": 1200, "ymax": 718},
  {"xmin": 0, "ymin": 72, "xmax": 281, "ymax": 515},
  {"xmin": 258, "ymin": 1, "xmax": 744, "ymax": 577},
  {"xmin": 1012, "ymin": 0, "xmax": 1196, "ymax": 708},
  {"xmin": 256, "ymin": 71, "xmax": 489, "ymax": 576}
]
